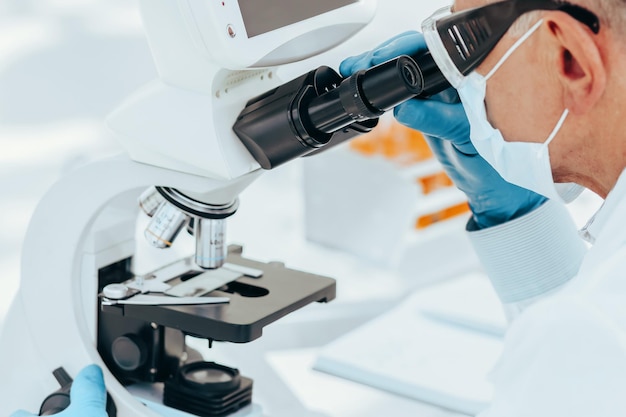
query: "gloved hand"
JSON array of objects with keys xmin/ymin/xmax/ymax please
[
  {"xmin": 340, "ymin": 31, "xmax": 546, "ymax": 229},
  {"xmin": 11, "ymin": 365, "xmax": 108, "ymax": 417}
]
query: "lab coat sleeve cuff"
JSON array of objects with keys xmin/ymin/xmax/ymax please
[{"xmin": 467, "ymin": 200, "xmax": 587, "ymax": 304}]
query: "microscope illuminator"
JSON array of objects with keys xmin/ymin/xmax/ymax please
[{"xmin": 163, "ymin": 361, "xmax": 253, "ymax": 417}]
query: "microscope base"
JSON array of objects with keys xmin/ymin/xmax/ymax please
[{"xmin": 128, "ymin": 383, "xmax": 264, "ymax": 417}]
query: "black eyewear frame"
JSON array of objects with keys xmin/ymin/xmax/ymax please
[{"xmin": 438, "ymin": 0, "xmax": 600, "ymax": 75}]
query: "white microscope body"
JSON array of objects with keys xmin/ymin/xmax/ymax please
[{"xmin": 0, "ymin": 1, "xmax": 376, "ymax": 415}]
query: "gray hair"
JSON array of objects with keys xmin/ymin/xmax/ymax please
[{"xmin": 509, "ymin": 0, "xmax": 625, "ymax": 36}]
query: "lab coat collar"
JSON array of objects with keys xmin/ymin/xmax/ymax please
[{"xmin": 578, "ymin": 168, "xmax": 626, "ymax": 244}]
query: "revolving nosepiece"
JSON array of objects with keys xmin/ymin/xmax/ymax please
[{"xmin": 140, "ymin": 187, "xmax": 238, "ymax": 270}]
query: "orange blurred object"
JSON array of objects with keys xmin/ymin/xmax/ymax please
[
  {"xmin": 349, "ymin": 119, "xmax": 433, "ymax": 164},
  {"xmin": 349, "ymin": 128, "xmax": 382, "ymax": 156},
  {"xmin": 415, "ymin": 202, "xmax": 470, "ymax": 229},
  {"xmin": 348, "ymin": 118, "xmax": 469, "ymax": 230},
  {"xmin": 418, "ymin": 172, "xmax": 454, "ymax": 195}
]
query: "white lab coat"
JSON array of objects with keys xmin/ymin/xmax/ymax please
[{"xmin": 469, "ymin": 169, "xmax": 626, "ymax": 417}]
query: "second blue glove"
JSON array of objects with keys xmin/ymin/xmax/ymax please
[{"xmin": 341, "ymin": 31, "xmax": 546, "ymax": 229}]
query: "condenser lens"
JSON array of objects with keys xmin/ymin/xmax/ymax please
[
  {"xmin": 184, "ymin": 368, "xmax": 233, "ymax": 384},
  {"xmin": 177, "ymin": 362, "xmax": 241, "ymax": 393}
]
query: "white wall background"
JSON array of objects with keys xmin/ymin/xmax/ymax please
[{"xmin": 0, "ymin": 0, "xmax": 157, "ymax": 319}]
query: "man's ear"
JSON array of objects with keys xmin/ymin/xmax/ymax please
[{"xmin": 546, "ymin": 11, "xmax": 606, "ymax": 115}]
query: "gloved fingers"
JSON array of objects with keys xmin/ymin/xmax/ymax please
[
  {"xmin": 422, "ymin": 135, "xmax": 457, "ymax": 171},
  {"xmin": 340, "ymin": 31, "xmax": 426, "ymax": 76},
  {"xmin": 421, "ymin": 135, "xmax": 475, "ymax": 178},
  {"xmin": 9, "ymin": 410, "xmax": 35, "ymax": 417},
  {"xmin": 368, "ymin": 31, "xmax": 427, "ymax": 65},
  {"xmin": 68, "ymin": 364, "xmax": 107, "ymax": 410},
  {"xmin": 393, "ymin": 98, "xmax": 474, "ymax": 154},
  {"xmin": 430, "ymin": 87, "xmax": 461, "ymax": 105},
  {"xmin": 340, "ymin": 31, "xmax": 413, "ymax": 75},
  {"xmin": 423, "ymin": 135, "xmax": 495, "ymax": 213}
]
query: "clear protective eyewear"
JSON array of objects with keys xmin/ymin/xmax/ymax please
[{"xmin": 422, "ymin": 0, "xmax": 600, "ymax": 88}]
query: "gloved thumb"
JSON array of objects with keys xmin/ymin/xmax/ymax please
[
  {"xmin": 368, "ymin": 31, "xmax": 427, "ymax": 65},
  {"xmin": 68, "ymin": 364, "xmax": 107, "ymax": 410},
  {"xmin": 340, "ymin": 31, "xmax": 426, "ymax": 76}
]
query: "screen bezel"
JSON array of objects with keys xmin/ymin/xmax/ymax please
[
  {"xmin": 237, "ymin": 0, "xmax": 359, "ymax": 38},
  {"xmin": 182, "ymin": 0, "xmax": 377, "ymax": 69}
]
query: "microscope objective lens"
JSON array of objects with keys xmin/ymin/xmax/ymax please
[
  {"xmin": 138, "ymin": 186, "xmax": 165, "ymax": 217},
  {"xmin": 144, "ymin": 202, "xmax": 188, "ymax": 249}
]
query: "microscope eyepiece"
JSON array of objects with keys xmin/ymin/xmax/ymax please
[
  {"xmin": 307, "ymin": 55, "xmax": 425, "ymax": 135},
  {"xmin": 402, "ymin": 61, "xmax": 419, "ymax": 87},
  {"xmin": 233, "ymin": 51, "xmax": 450, "ymax": 170}
]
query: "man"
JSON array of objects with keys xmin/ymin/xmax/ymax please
[
  {"xmin": 341, "ymin": 0, "xmax": 626, "ymax": 415},
  {"xmin": 15, "ymin": 0, "xmax": 626, "ymax": 415}
]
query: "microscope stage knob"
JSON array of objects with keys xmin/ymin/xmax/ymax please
[{"xmin": 103, "ymin": 283, "xmax": 130, "ymax": 300}]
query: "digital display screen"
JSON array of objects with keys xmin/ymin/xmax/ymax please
[{"xmin": 238, "ymin": 0, "xmax": 358, "ymax": 38}]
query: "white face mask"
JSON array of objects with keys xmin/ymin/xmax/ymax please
[{"xmin": 456, "ymin": 19, "xmax": 582, "ymax": 202}]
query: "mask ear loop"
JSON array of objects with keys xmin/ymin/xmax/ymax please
[
  {"xmin": 485, "ymin": 19, "xmax": 544, "ymax": 81},
  {"xmin": 538, "ymin": 108, "xmax": 569, "ymax": 157},
  {"xmin": 478, "ymin": 18, "xmax": 568, "ymax": 157}
]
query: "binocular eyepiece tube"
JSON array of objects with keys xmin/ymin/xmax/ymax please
[
  {"xmin": 305, "ymin": 56, "xmax": 423, "ymax": 134},
  {"xmin": 234, "ymin": 51, "xmax": 450, "ymax": 170}
]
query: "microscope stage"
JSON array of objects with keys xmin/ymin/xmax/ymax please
[{"xmin": 100, "ymin": 245, "xmax": 336, "ymax": 343}]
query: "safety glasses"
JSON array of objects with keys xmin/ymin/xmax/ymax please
[{"xmin": 422, "ymin": 0, "xmax": 600, "ymax": 87}]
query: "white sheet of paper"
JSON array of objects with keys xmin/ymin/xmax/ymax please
[{"xmin": 314, "ymin": 274, "xmax": 506, "ymax": 415}]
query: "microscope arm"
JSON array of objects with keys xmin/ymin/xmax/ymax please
[{"xmin": 0, "ymin": 154, "xmax": 260, "ymax": 415}]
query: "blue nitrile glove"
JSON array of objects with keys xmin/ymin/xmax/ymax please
[
  {"xmin": 11, "ymin": 365, "xmax": 108, "ymax": 417},
  {"xmin": 340, "ymin": 31, "xmax": 546, "ymax": 229}
]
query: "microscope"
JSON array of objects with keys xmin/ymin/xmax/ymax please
[{"xmin": 0, "ymin": 1, "xmax": 450, "ymax": 416}]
